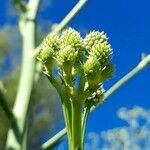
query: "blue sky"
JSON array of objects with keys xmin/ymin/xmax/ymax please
[{"xmin": 1, "ymin": 0, "xmax": 150, "ymax": 149}]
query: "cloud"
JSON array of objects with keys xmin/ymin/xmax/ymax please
[{"xmin": 85, "ymin": 106, "xmax": 150, "ymax": 150}]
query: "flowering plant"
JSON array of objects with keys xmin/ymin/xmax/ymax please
[{"xmin": 37, "ymin": 28, "xmax": 114, "ymax": 150}]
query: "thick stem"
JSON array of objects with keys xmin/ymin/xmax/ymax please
[
  {"xmin": 71, "ymin": 101, "xmax": 82, "ymax": 150},
  {"xmin": 6, "ymin": 0, "xmax": 40, "ymax": 149}
]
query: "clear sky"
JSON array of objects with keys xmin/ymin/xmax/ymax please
[{"xmin": 1, "ymin": 0, "xmax": 150, "ymax": 149}]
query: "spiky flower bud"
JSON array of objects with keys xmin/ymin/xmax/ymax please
[
  {"xmin": 57, "ymin": 45, "xmax": 78, "ymax": 74},
  {"xmin": 84, "ymin": 56, "xmax": 102, "ymax": 86},
  {"xmin": 57, "ymin": 28, "xmax": 83, "ymax": 73},
  {"xmin": 83, "ymin": 31, "xmax": 113, "ymax": 86},
  {"xmin": 83, "ymin": 31, "xmax": 108, "ymax": 53},
  {"xmin": 37, "ymin": 34, "xmax": 60, "ymax": 65},
  {"xmin": 37, "ymin": 34, "xmax": 60, "ymax": 74},
  {"xmin": 60, "ymin": 28, "xmax": 83, "ymax": 50},
  {"xmin": 90, "ymin": 42, "xmax": 112, "ymax": 69}
]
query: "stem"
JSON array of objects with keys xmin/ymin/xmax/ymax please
[
  {"xmin": 62, "ymin": 96, "xmax": 72, "ymax": 142},
  {"xmin": 46, "ymin": 68, "xmax": 72, "ymax": 142},
  {"xmin": 6, "ymin": 0, "xmax": 40, "ymax": 149},
  {"xmin": 41, "ymin": 128, "xmax": 67, "ymax": 150},
  {"xmin": 71, "ymin": 101, "xmax": 82, "ymax": 150},
  {"xmin": 81, "ymin": 101, "xmax": 90, "ymax": 149},
  {"xmin": 47, "ymin": 71, "xmax": 72, "ymax": 148}
]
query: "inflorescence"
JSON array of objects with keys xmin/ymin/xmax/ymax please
[{"xmin": 37, "ymin": 27, "xmax": 114, "ymax": 105}]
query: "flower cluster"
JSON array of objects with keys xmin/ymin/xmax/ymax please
[{"xmin": 37, "ymin": 28, "xmax": 114, "ymax": 103}]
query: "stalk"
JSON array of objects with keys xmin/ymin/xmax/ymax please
[
  {"xmin": 71, "ymin": 100, "xmax": 82, "ymax": 150},
  {"xmin": 61, "ymin": 98, "xmax": 72, "ymax": 149},
  {"xmin": 81, "ymin": 102, "xmax": 90, "ymax": 149}
]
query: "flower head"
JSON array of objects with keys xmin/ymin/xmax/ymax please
[
  {"xmin": 83, "ymin": 31, "xmax": 113, "ymax": 86},
  {"xmin": 37, "ymin": 34, "xmax": 60, "ymax": 65},
  {"xmin": 60, "ymin": 28, "xmax": 83, "ymax": 50},
  {"xmin": 84, "ymin": 31, "xmax": 108, "ymax": 53},
  {"xmin": 90, "ymin": 41, "xmax": 112, "ymax": 69},
  {"xmin": 57, "ymin": 28, "xmax": 84, "ymax": 74},
  {"xmin": 84, "ymin": 56, "xmax": 102, "ymax": 86}
]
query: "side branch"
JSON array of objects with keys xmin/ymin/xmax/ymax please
[
  {"xmin": 103, "ymin": 54, "xmax": 150, "ymax": 101},
  {"xmin": 51, "ymin": 0, "xmax": 88, "ymax": 35}
]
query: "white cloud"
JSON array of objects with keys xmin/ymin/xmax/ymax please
[{"xmin": 85, "ymin": 106, "xmax": 150, "ymax": 150}]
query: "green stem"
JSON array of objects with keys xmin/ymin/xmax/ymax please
[
  {"xmin": 47, "ymin": 71, "xmax": 72, "ymax": 148},
  {"xmin": 71, "ymin": 101, "xmax": 82, "ymax": 150},
  {"xmin": 61, "ymin": 97, "xmax": 72, "ymax": 147},
  {"xmin": 47, "ymin": 71, "xmax": 72, "ymax": 146},
  {"xmin": 81, "ymin": 101, "xmax": 90, "ymax": 149}
]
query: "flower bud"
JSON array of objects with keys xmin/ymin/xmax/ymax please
[
  {"xmin": 90, "ymin": 42, "xmax": 112, "ymax": 69},
  {"xmin": 60, "ymin": 28, "xmax": 82, "ymax": 49},
  {"xmin": 37, "ymin": 34, "xmax": 60, "ymax": 65},
  {"xmin": 57, "ymin": 45, "xmax": 78, "ymax": 74},
  {"xmin": 83, "ymin": 31, "xmax": 108, "ymax": 53},
  {"xmin": 59, "ymin": 28, "xmax": 84, "ymax": 63},
  {"xmin": 83, "ymin": 56, "xmax": 102, "ymax": 86}
]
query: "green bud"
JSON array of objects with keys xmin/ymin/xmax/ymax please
[
  {"xmin": 59, "ymin": 28, "xmax": 84, "ymax": 62},
  {"xmin": 87, "ymin": 85, "xmax": 105, "ymax": 106},
  {"xmin": 60, "ymin": 28, "xmax": 83, "ymax": 49},
  {"xmin": 90, "ymin": 42, "xmax": 112, "ymax": 69},
  {"xmin": 83, "ymin": 31, "xmax": 108, "ymax": 53},
  {"xmin": 83, "ymin": 56, "xmax": 102, "ymax": 86},
  {"xmin": 57, "ymin": 28, "xmax": 84, "ymax": 74},
  {"xmin": 57, "ymin": 45, "xmax": 78, "ymax": 74},
  {"xmin": 37, "ymin": 34, "xmax": 60, "ymax": 65}
]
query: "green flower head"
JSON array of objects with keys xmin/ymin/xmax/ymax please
[
  {"xmin": 57, "ymin": 28, "xmax": 84, "ymax": 74},
  {"xmin": 90, "ymin": 41, "xmax": 112, "ymax": 69},
  {"xmin": 83, "ymin": 31, "xmax": 113, "ymax": 86},
  {"xmin": 84, "ymin": 56, "xmax": 102, "ymax": 86},
  {"xmin": 83, "ymin": 31, "xmax": 108, "ymax": 53},
  {"xmin": 57, "ymin": 45, "xmax": 78, "ymax": 74},
  {"xmin": 60, "ymin": 28, "xmax": 84, "ymax": 61},
  {"xmin": 37, "ymin": 34, "xmax": 60, "ymax": 65},
  {"xmin": 60, "ymin": 28, "xmax": 83, "ymax": 50}
]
